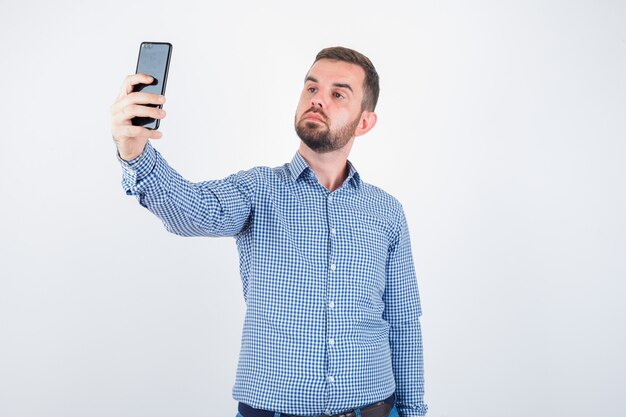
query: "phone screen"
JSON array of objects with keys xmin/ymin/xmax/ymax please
[{"xmin": 132, "ymin": 42, "xmax": 172, "ymax": 129}]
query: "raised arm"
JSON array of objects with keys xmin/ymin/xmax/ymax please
[{"xmin": 111, "ymin": 74, "xmax": 256, "ymax": 237}]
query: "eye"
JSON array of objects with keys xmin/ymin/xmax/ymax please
[
  {"xmin": 334, "ymin": 92, "xmax": 344, "ymax": 99},
  {"xmin": 308, "ymin": 87, "xmax": 317, "ymax": 93}
]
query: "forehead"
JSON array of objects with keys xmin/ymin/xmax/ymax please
[{"xmin": 306, "ymin": 59, "xmax": 366, "ymax": 90}]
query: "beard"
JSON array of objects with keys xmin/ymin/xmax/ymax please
[{"xmin": 295, "ymin": 109, "xmax": 360, "ymax": 154}]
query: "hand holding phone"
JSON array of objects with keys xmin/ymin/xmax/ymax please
[{"xmin": 110, "ymin": 42, "xmax": 172, "ymax": 161}]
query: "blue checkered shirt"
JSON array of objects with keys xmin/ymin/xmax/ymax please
[{"xmin": 120, "ymin": 142, "xmax": 427, "ymax": 417}]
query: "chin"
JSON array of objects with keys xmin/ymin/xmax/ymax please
[{"xmin": 304, "ymin": 121, "xmax": 324, "ymax": 130}]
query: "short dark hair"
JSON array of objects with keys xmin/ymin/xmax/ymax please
[{"xmin": 314, "ymin": 46, "xmax": 380, "ymax": 111}]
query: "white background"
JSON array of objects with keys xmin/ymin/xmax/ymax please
[{"xmin": 1, "ymin": 1, "xmax": 625, "ymax": 416}]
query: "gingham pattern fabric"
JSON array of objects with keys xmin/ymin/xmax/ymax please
[{"xmin": 120, "ymin": 142, "xmax": 427, "ymax": 417}]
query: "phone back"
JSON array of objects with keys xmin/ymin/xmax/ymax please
[{"xmin": 131, "ymin": 42, "xmax": 172, "ymax": 129}]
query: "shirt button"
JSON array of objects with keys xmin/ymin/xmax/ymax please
[
  {"xmin": 329, "ymin": 338, "xmax": 335, "ymax": 346},
  {"xmin": 327, "ymin": 375, "xmax": 335, "ymax": 384},
  {"xmin": 328, "ymin": 301, "xmax": 335, "ymax": 309},
  {"xmin": 330, "ymin": 228, "xmax": 337, "ymax": 236},
  {"xmin": 328, "ymin": 195, "xmax": 333, "ymax": 203},
  {"xmin": 330, "ymin": 264, "xmax": 336, "ymax": 271}
]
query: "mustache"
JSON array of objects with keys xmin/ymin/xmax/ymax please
[{"xmin": 303, "ymin": 107, "xmax": 328, "ymax": 122}]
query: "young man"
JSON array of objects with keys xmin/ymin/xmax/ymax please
[{"xmin": 110, "ymin": 47, "xmax": 427, "ymax": 417}]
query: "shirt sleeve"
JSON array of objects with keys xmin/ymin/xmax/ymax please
[
  {"xmin": 383, "ymin": 207, "xmax": 428, "ymax": 417},
  {"xmin": 118, "ymin": 141, "xmax": 258, "ymax": 237}
]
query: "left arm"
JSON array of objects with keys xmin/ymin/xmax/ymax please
[{"xmin": 383, "ymin": 208, "xmax": 428, "ymax": 417}]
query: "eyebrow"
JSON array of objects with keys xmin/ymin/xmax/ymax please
[{"xmin": 305, "ymin": 76, "xmax": 353, "ymax": 93}]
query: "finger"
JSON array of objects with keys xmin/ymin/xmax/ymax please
[
  {"xmin": 127, "ymin": 92, "xmax": 166, "ymax": 105},
  {"xmin": 119, "ymin": 73, "xmax": 155, "ymax": 97},
  {"xmin": 112, "ymin": 104, "xmax": 166, "ymax": 124},
  {"xmin": 111, "ymin": 92, "xmax": 165, "ymax": 115},
  {"xmin": 148, "ymin": 129, "xmax": 163, "ymax": 139}
]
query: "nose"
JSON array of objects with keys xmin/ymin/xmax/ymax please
[
  {"xmin": 311, "ymin": 90, "xmax": 324, "ymax": 109},
  {"xmin": 311, "ymin": 99, "xmax": 323, "ymax": 109}
]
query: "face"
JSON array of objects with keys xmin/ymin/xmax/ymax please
[{"xmin": 294, "ymin": 59, "xmax": 368, "ymax": 153}]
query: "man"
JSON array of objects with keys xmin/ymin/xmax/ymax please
[{"xmin": 110, "ymin": 46, "xmax": 427, "ymax": 417}]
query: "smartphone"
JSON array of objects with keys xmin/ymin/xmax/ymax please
[{"xmin": 131, "ymin": 42, "xmax": 172, "ymax": 130}]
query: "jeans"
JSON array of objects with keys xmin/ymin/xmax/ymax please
[{"xmin": 236, "ymin": 405, "xmax": 399, "ymax": 417}]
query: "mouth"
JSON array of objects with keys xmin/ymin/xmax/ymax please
[{"xmin": 302, "ymin": 112, "xmax": 326, "ymax": 124}]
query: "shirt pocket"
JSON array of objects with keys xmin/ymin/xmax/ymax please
[{"xmin": 343, "ymin": 216, "xmax": 389, "ymax": 317}]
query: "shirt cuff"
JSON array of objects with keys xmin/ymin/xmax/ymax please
[
  {"xmin": 118, "ymin": 142, "xmax": 157, "ymax": 194},
  {"xmin": 396, "ymin": 405, "xmax": 429, "ymax": 417}
]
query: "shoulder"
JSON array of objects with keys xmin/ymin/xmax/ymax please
[
  {"xmin": 358, "ymin": 180, "xmax": 405, "ymax": 219},
  {"xmin": 223, "ymin": 162, "xmax": 292, "ymax": 190},
  {"xmin": 358, "ymin": 182, "xmax": 414, "ymax": 250},
  {"xmin": 224, "ymin": 164, "xmax": 280, "ymax": 180}
]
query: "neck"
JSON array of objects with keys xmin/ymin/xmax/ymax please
[{"xmin": 298, "ymin": 138, "xmax": 355, "ymax": 192}]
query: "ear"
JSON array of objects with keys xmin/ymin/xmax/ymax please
[{"xmin": 354, "ymin": 111, "xmax": 377, "ymax": 137}]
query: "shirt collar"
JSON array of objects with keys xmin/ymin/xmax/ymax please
[
  {"xmin": 288, "ymin": 151, "xmax": 310, "ymax": 181},
  {"xmin": 289, "ymin": 151, "xmax": 362, "ymax": 190}
]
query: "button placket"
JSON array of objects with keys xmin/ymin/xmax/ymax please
[{"xmin": 326, "ymin": 191, "xmax": 338, "ymax": 396}]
